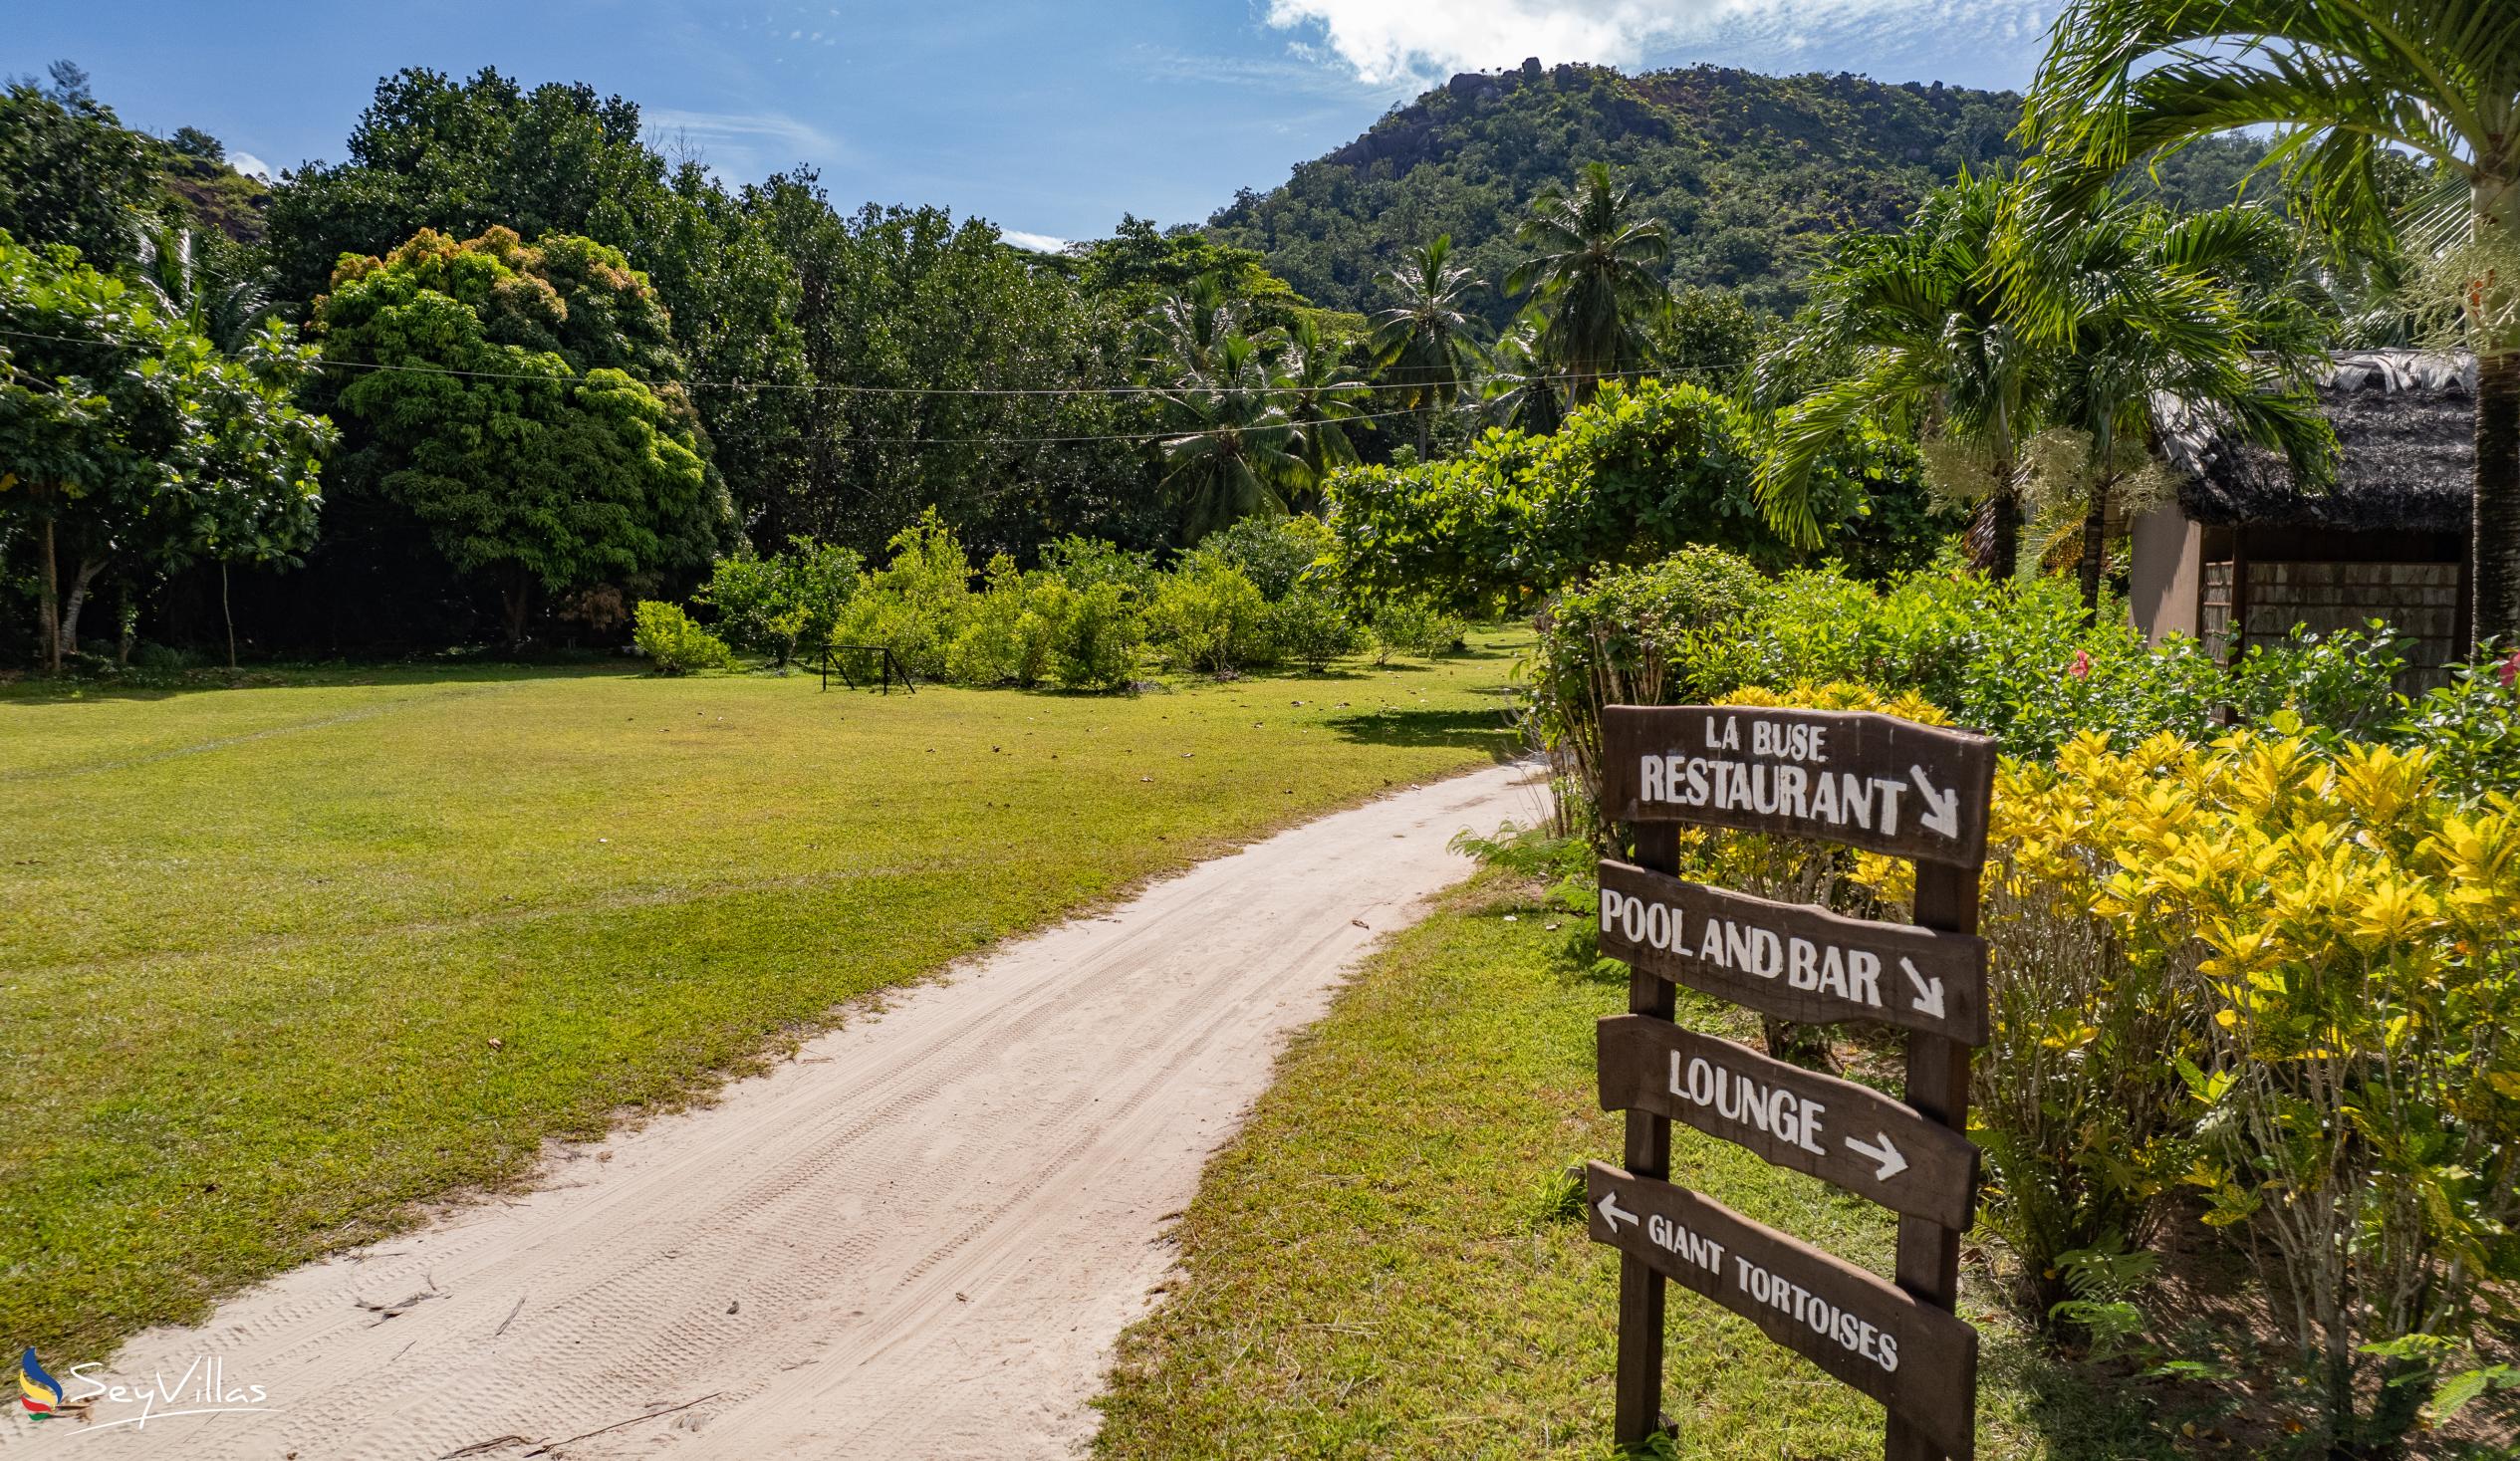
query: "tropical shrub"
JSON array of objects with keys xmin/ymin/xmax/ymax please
[
  {"xmin": 1145, "ymin": 559, "xmax": 1270, "ymax": 674},
  {"xmin": 1199, "ymin": 514, "xmax": 1331, "ymax": 601},
  {"xmin": 1044, "ymin": 579, "xmax": 1142, "ymax": 691},
  {"xmin": 1976, "ymin": 735, "xmax": 2208, "ymax": 1324},
  {"xmin": 699, "ymin": 536, "xmax": 863, "ymax": 664},
  {"xmin": 2395, "ymin": 648, "xmax": 2520, "ymax": 802},
  {"xmin": 1320, "ymin": 378, "xmax": 1948, "ymax": 614},
  {"xmin": 832, "ymin": 508, "xmax": 973, "ymax": 679},
  {"xmin": 945, "ymin": 554, "xmax": 1058, "ymax": 686},
  {"xmin": 631, "ymin": 600, "xmax": 733, "ymax": 674},
  {"xmin": 2075, "ymin": 728, "xmax": 2520, "ymax": 1452},
  {"xmin": 1265, "ymin": 590, "xmax": 1363, "ymax": 670},
  {"xmin": 1368, "ymin": 599, "xmax": 1469, "ymax": 664},
  {"xmin": 1038, "ymin": 534, "xmax": 1158, "ymax": 603},
  {"xmin": 1527, "ymin": 546, "xmax": 1778, "ymax": 821}
]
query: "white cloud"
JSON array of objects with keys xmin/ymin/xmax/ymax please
[
  {"xmin": 644, "ymin": 108, "xmax": 842, "ymax": 156},
  {"xmin": 1261, "ymin": 0, "xmax": 2052, "ymax": 84},
  {"xmin": 1000, "ymin": 229, "xmax": 1071, "ymax": 254},
  {"xmin": 227, "ymin": 150, "xmax": 275, "ymax": 181}
]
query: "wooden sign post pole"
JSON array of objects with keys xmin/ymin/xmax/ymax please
[
  {"xmin": 1613, "ymin": 822, "xmax": 1678, "ymax": 1449},
  {"xmin": 1884, "ymin": 861, "xmax": 1979, "ymax": 1461}
]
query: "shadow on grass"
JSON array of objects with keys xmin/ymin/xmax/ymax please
[
  {"xmin": 1322, "ymin": 707, "xmax": 1525, "ymax": 763},
  {"xmin": 0, "ymin": 657, "xmax": 647, "ymax": 707}
]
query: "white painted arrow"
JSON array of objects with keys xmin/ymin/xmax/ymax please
[
  {"xmin": 1596, "ymin": 1189, "xmax": 1639, "ymax": 1233},
  {"xmin": 1900, "ymin": 956, "xmax": 1946, "ymax": 1021},
  {"xmin": 1910, "ymin": 765, "xmax": 1961, "ymax": 839},
  {"xmin": 1845, "ymin": 1131, "xmax": 1909, "ymax": 1182}
]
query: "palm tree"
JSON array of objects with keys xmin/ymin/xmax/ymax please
[
  {"xmin": 2021, "ymin": 198, "xmax": 2335, "ymax": 611},
  {"xmin": 1273, "ymin": 316, "xmax": 1375, "ymax": 508},
  {"xmin": 2019, "ymin": 0, "xmax": 2520, "ymax": 646},
  {"xmin": 1142, "ymin": 273, "xmax": 1242, "ymax": 387},
  {"xmin": 1478, "ymin": 311, "xmax": 1567, "ymax": 435},
  {"xmin": 1157, "ymin": 332, "xmax": 1307, "ymax": 540},
  {"xmin": 1757, "ymin": 174, "xmax": 2047, "ymax": 576},
  {"xmin": 129, "ymin": 218, "xmax": 281, "ymax": 351},
  {"xmin": 1369, "ymin": 234, "xmax": 1488, "ymax": 460},
  {"xmin": 1507, "ymin": 162, "xmax": 1670, "ymax": 403}
]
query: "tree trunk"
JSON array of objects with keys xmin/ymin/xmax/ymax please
[
  {"xmin": 56, "ymin": 557, "xmax": 103, "ymax": 659},
  {"xmin": 2469, "ymin": 167, "xmax": 2520, "ymax": 649},
  {"xmin": 118, "ymin": 583, "xmax": 135, "ymax": 666},
  {"xmin": 2078, "ymin": 481, "xmax": 2110, "ymax": 617},
  {"xmin": 1414, "ymin": 404, "xmax": 1431, "ymax": 463},
  {"xmin": 503, "ymin": 573, "xmax": 533, "ymax": 649},
  {"xmin": 2476, "ymin": 347, "xmax": 2520, "ymax": 648},
  {"xmin": 222, "ymin": 563, "xmax": 238, "ymax": 670},
  {"xmin": 39, "ymin": 517, "xmax": 60, "ymax": 673},
  {"xmin": 1967, "ymin": 489, "xmax": 2021, "ymax": 580}
]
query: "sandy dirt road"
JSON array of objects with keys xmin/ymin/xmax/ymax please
[{"xmin": 18, "ymin": 763, "xmax": 1539, "ymax": 1461}]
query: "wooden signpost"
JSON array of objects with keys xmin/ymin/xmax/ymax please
[{"xmin": 1591, "ymin": 704, "xmax": 1995, "ymax": 1461}]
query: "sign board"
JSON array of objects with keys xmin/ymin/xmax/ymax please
[
  {"xmin": 1597, "ymin": 859, "xmax": 1989, "ymax": 1047},
  {"xmin": 1597, "ymin": 1015, "xmax": 1980, "ymax": 1230},
  {"xmin": 1601, "ymin": 706, "xmax": 1997, "ymax": 867},
  {"xmin": 1588, "ymin": 1160, "xmax": 1978, "ymax": 1461},
  {"xmin": 1590, "ymin": 703, "xmax": 1993, "ymax": 1459}
]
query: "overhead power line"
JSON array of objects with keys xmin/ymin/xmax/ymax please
[{"xmin": 0, "ymin": 325, "xmax": 1747, "ymax": 397}]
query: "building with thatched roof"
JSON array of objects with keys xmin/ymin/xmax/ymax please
[{"xmin": 2132, "ymin": 350, "xmax": 2473, "ymax": 686}]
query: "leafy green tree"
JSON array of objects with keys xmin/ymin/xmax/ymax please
[
  {"xmin": 0, "ymin": 75, "xmax": 159, "ymax": 268},
  {"xmin": 0, "ymin": 233, "xmax": 331, "ymax": 668},
  {"xmin": 1758, "ymin": 174, "xmax": 2046, "ymax": 577},
  {"xmin": 311, "ymin": 226, "xmax": 732, "ymax": 644},
  {"xmin": 2019, "ymin": 0, "xmax": 2520, "ymax": 647},
  {"xmin": 1370, "ymin": 234, "xmax": 1488, "ymax": 459},
  {"xmin": 1073, "ymin": 214, "xmax": 1307, "ymax": 323},
  {"xmin": 1507, "ymin": 162, "xmax": 1670, "ymax": 402},
  {"xmin": 1325, "ymin": 376, "xmax": 1918, "ymax": 613},
  {"xmin": 1651, "ymin": 285, "xmax": 1766, "ymax": 387}
]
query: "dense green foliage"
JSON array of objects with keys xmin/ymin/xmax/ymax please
[
  {"xmin": 1321, "ymin": 377, "xmax": 1949, "ymax": 611},
  {"xmin": 1209, "ymin": 63, "xmax": 2276, "ymax": 328},
  {"xmin": 0, "ymin": 232, "xmax": 331, "ymax": 668},
  {"xmin": 311, "ymin": 227, "xmax": 732, "ymax": 642}
]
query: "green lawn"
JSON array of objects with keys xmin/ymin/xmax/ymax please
[
  {"xmin": 1091, "ymin": 869, "xmax": 2204, "ymax": 1461},
  {"xmin": 0, "ymin": 636, "xmax": 1525, "ymax": 1364}
]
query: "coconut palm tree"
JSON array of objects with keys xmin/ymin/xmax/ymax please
[
  {"xmin": 1272, "ymin": 316, "xmax": 1374, "ymax": 508},
  {"xmin": 1756, "ymin": 174, "xmax": 2048, "ymax": 576},
  {"xmin": 1479, "ymin": 311, "xmax": 1567, "ymax": 436},
  {"xmin": 1507, "ymin": 161, "xmax": 1670, "ymax": 404},
  {"xmin": 1369, "ymin": 234, "xmax": 1488, "ymax": 460},
  {"xmin": 1157, "ymin": 332, "xmax": 1307, "ymax": 540},
  {"xmin": 2018, "ymin": 0, "xmax": 2520, "ymax": 645},
  {"xmin": 1141, "ymin": 273, "xmax": 1243, "ymax": 387}
]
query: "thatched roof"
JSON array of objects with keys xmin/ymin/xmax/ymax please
[{"xmin": 2156, "ymin": 351, "xmax": 2474, "ymax": 533}]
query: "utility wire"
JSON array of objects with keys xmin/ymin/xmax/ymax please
[{"xmin": 0, "ymin": 325, "xmax": 1747, "ymax": 398}]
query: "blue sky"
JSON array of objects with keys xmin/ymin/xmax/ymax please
[{"xmin": 13, "ymin": 2, "xmax": 2066, "ymax": 249}]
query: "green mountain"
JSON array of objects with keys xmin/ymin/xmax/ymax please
[{"xmin": 1205, "ymin": 61, "xmax": 2269, "ymax": 327}]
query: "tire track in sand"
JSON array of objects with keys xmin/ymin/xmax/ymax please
[{"xmin": 5, "ymin": 763, "xmax": 1542, "ymax": 1461}]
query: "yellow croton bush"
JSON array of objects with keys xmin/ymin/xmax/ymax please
[{"xmin": 1686, "ymin": 686, "xmax": 2520, "ymax": 1426}]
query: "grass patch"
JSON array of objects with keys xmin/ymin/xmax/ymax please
[
  {"xmin": 0, "ymin": 634, "xmax": 1526, "ymax": 1364},
  {"xmin": 1091, "ymin": 871, "xmax": 2214, "ymax": 1461}
]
